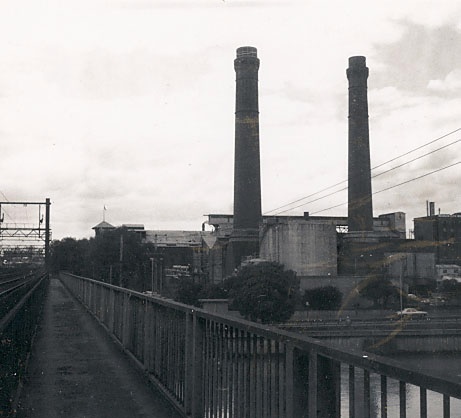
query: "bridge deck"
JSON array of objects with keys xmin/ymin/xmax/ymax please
[{"xmin": 16, "ymin": 277, "xmax": 181, "ymax": 418}]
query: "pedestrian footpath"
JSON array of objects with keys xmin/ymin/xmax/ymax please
[{"xmin": 16, "ymin": 278, "xmax": 181, "ymax": 418}]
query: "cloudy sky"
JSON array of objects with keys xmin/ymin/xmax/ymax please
[{"xmin": 1, "ymin": 0, "xmax": 460, "ymax": 239}]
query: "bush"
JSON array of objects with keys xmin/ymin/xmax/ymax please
[
  {"xmin": 224, "ymin": 261, "xmax": 299, "ymax": 323},
  {"xmin": 304, "ymin": 286, "xmax": 342, "ymax": 310},
  {"xmin": 173, "ymin": 278, "xmax": 203, "ymax": 307},
  {"xmin": 358, "ymin": 277, "xmax": 399, "ymax": 307}
]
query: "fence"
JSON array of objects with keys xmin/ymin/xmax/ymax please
[
  {"xmin": 0, "ymin": 272, "xmax": 48, "ymax": 414},
  {"xmin": 60, "ymin": 272, "xmax": 461, "ymax": 418}
]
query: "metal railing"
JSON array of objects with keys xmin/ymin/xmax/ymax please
[
  {"xmin": 0, "ymin": 272, "xmax": 48, "ymax": 414},
  {"xmin": 60, "ymin": 272, "xmax": 461, "ymax": 418}
]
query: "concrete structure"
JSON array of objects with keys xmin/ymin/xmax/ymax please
[
  {"xmin": 347, "ymin": 56, "xmax": 373, "ymax": 232},
  {"xmin": 205, "ymin": 212, "xmax": 409, "ymax": 283},
  {"xmin": 260, "ymin": 217, "xmax": 338, "ymax": 277},
  {"xmin": 414, "ymin": 212, "xmax": 461, "ymax": 266},
  {"xmin": 144, "ymin": 230, "xmax": 210, "ymax": 275},
  {"xmin": 228, "ymin": 46, "xmax": 262, "ymax": 271}
]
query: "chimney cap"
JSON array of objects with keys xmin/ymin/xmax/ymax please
[
  {"xmin": 348, "ymin": 56, "xmax": 367, "ymax": 67},
  {"xmin": 236, "ymin": 46, "xmax": 258, "ymax": 58}
]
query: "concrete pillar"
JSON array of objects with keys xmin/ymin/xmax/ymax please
[{"xmin": 347, "ymin": 56, "xmax": 373, "ymax": 232}]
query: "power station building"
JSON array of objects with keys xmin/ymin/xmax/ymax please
[
  {"xmin": 93, "ymin": 47, "xmax": 457, "ymax": 296},
  {"xmin": 202, "ymin": 48, "xmax": 441, "ymax": 297}
]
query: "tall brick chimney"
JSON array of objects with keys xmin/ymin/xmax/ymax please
[
  {"xmin": 347, "ymin": 56, "xmax": 373, "ymax": 232},
  {"xmin": 228, "ymin": 46, "xmax": 262, "ymax": 270}
]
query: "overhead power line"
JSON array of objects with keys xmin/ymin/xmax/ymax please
[
  {"xmin": 264, "ymin": 127, "xmax": 461, "ymax": 215},
  {"xmin": 309, "ymin": 161, "xmax": 461, "ymax": 216},
  {"xmin": 271, "ymin": 138, "xmax": 461, "ymax": 215}
]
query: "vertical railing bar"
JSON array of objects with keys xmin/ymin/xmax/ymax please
[
  {"xmin": 271, "ymin": 340, "xmax": 278, "ymax": 418},
  {"xmin": 381, "ymin": 374, "xmax": 387, "ymax": 418},
  {"xmin": 222, "ymin": 325, "xmax": 228, "ymax": 418},
  {"xmin": 280, "ymin": 343, "xmax": 286, "ymax": 418},
  {"xmin": 238, "ymin": 329, "xmax": 245, "ymax": 418},
  {"xmin": 255, "ymin": 336, "xmax": 262, "ymax": 418},
  {"xmin": 262, "ymin": 338, "xmax": 269, "ymax": 418},
  {"xmin": 212, "ymin": 321, "xmax": 218, "ymax": 418},
  {"xmin": 206, "ymin": 320, "xmax": 211, "ymax": 418},
  {"xmin": 420, "ymin": 387, "xmax": 427, "ymax": 418},
  {"xmin": 399, "ymin": 381, "xmax": 406, "ymax": 418},
  {"xmin": 244, "ymin": 332, "xmax": 250, "ymax": 418},
  {"xmin": 217, "ymin": 323, "xmax": 223, "ymax": 418},
  {"xmin": 229, "ymin": 327, "xmax": 235, "ymax": 418},
  {"xmin": 349, "ymin": 365, "xmax": 355, "ymax": 418},
  {"xmin": 192, "ymin": 315, "xmax": 205, "ymax": 418},
  {"xmin": 363, "ymin": 369, "xmax": 371, "ymax": 418},
  {"xmin": 249, "ymin": 334, "xmax": 256, "ymax": 418},
  {"xmin": 443, "ymin": 394, "xmax": 450, "ymax": 418},
  {"xmin": 308, "ymin": 350, "xmax": 318, "ymax": 418},
  {"xmin": 285, "ymin": 344, "xmax": 294, "ymax": 418}
]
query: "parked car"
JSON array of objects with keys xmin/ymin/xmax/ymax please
[{"xmin": 394, "ymin": 307, "xmax": 428, "ymax": 319}]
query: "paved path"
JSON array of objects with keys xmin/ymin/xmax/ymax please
[{"xmin": 16, "ymin": 278, "xmax": 181, "ymax": 418}]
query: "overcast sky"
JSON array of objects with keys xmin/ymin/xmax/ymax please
[{"xmin": 1, "ymin": 0, "xmax": 460, "ymax": 240}]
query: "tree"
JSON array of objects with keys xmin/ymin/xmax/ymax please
[
  {"xmin": 50, "ymin": 238, "xmax": 90, "ymax": 275},
  {"xmin": 358, "ymin": 277, "xmax": 399, "ymax": 307},
  {"xmin": 304, "ymin": 286, "xmax": 343, "ymax": 310},
  {"xmin": 224, "ymin": 261, "xmax": 299, "ymax": 323},
  {"xmin": 173, "ymin": 278, "xmax": 203, "ymax": 307}
]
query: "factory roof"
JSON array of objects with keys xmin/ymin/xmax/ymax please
[{"xmin": 144, "ymin": 230, "xmax": 212, "ymax": 247}]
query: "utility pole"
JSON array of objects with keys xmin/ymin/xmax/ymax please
[{"xmin": 45, "ymin": 198, "xmax": 51, "ymax": 271}]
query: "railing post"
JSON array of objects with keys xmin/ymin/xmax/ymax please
[
  {"xmin": 286, "ymin": 345, "xmax": 309, "ymax": 418},
  {"xmin": 184, "ymin": 311, "xmax": 194, "ymax": 415},
  {"xmin": 122, "ymin": 293, "xmax": 130, "ymax": 348},
  {"xmin": 317, "ymin": 355, "xmax": 341, "ymax": 418},
  {"xmin": 191, "ymin": 314, "xmax": 205, "ymax": 418}
]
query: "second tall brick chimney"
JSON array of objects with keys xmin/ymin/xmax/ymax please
[{"xmin": 347, "ymin": 56, "xmax": 373, "ymax": 232}]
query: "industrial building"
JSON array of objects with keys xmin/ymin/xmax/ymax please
[
  {"xmin": 92, "ymin": 47, "xmax": 459, "ymax": 299},
  {"xmin": 414, "ymin": 206, "xmax": 461, "ymax": 266}
]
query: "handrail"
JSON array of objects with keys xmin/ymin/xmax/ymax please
[{"xmin": 60, "ymin": 272, "xmax": 461, "ymax": 417}]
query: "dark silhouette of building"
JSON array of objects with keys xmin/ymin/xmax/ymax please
[{"xmin": 414, "ymin": 212, "xmax": 461, "ymax": 266}]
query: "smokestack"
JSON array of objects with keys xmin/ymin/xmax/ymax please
[
  {"xmin": 233, "ymin": 46, "xmax": 262, "ymax": 231},
  {"xmin": 228, "ymin": 46, "xmax": 262, "ymax": 270},
  {"xmin": 430, "ymin": 201, "xmax": 435, "ymax": 216},
  {"xmin": 347, "ymin": 56, "xmax": 373, "ymax": 232}
]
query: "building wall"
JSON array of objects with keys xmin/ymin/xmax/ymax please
[
  {"xmin": 385, "ymin": 252, "xmax": 435, "ymax": 279},
  {"xmin": 260, "ymin": 219, "xmax": 337, "ymax": 276},
  {"xmin": 414, "ymin": 215, "xmax": 461, "ymax": 265}
]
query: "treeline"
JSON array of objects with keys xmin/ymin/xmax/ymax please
[{"xmin": 50, "ymin": 229, "xmax": 153, "ymax": 291}]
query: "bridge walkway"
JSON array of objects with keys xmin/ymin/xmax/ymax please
[{"xmin": 16, "ymin": 277, "xmax": 181, "ymax": 418}]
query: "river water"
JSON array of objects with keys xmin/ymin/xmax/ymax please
[{"xmin": 340, "ymin": 353, "xmax": 461, "ymax": 417}]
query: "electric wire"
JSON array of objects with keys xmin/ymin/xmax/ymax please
[
  {"xmin": 309, "ymin": 161, "xmax": 460, "ymax": 215},
  {"xmin": 264, "ymin": 127, "xmax": 461, "ymax": 215},
  {"xmin": 271, "ymin": 138, "xmax": 461, "ymax": 215}
]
